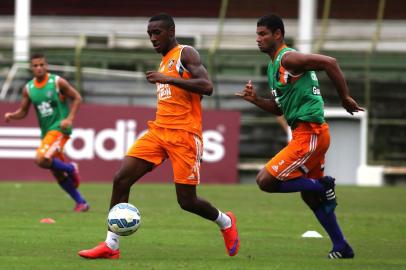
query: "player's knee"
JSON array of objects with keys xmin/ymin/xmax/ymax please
[
  {"xmin": 256, "ymin": 176, "xmax": 268, "ymax": 191},
  {"xmin": 51, "ymin": 169, "xmax": 66, "ymax": 183},
  {"xmin": 35, "ymin": 155, "xmax": 51, "ymax": 168},
  {"xmin": 256, "ymin": 172, "xmax": 279, "ymax": 193},
  {"xmin": 257, "ymin": 179, "xmax": 279, "ymax": 193},
  {"xmin": 301, "ymin": 192, "xmax": 322, "ymax": 210}
]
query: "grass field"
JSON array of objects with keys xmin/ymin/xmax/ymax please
[{"xmin": 1, "ymin": 182, "xmax": 405, "ymax": 270}]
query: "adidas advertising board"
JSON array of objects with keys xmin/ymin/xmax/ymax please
[{"xmin": 0, "ymin": 102, "xmax": 240, "ymax": 183}]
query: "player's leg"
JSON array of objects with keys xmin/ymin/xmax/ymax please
[
  {"xmin": 110, "ymin": 156, "xmax": 153, "ymax": 208},
  {"xmin": 108, "ymin": 130, "xmax": 162, "ymax": 209},
  {"xmin": 175, "ymin": 183, "xmax": 218, "ymax": 219},
  {"xmin": 52, "ymin": 151, "xmax": 88, "ymax": 211},
  {"xmin": 168, "ymin": 131, "xmax": 227, "ymax": 221},
  {"xmin": 169, "ymin": 131, "xmax": 239, "ymax": 256},
  {"xmin": 175, "ymin": 183, "xmax": 239, "ymax": 256},
  {"xmin": 303, "ymin": 151, "xmax": 353, "ymax": 259},
  {"xmin": 36, "ymin": 131, "xmax": 88, "ymax": 210},
  {"xmin": 36, "ymin": 131, "xmax": 80, "ymax": 186},
  {"xmin": 104, "ymin": 156, "xmax": 153, "ymax": 250},
  {"xmin": 298, "ymin": 126, "xmax": 337, "ymax": 214},
  {"xmin": 301, "ymin": 191, "xmax": 354, "ymax": 259},
  {"xmin": 78, "ymin": 156, "xmax": 153, "ymax": 259},
  {"xmin": 256, "ymin": 167, "xmax": 325, "ymax": 193},
  {"xmin": 51, "ymin": 168, "xmax": 89, "ymax": 212},
  {"xmin": 257, "ymin": 123, "xmax": 331, "ymax": 196},
  {"xmin": 78, "ymin": 130, "xmax": 160, "ymax": 259}
]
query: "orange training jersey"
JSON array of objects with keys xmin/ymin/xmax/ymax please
[{"xmin": 150, "ymin": 44, "xmax": 203, "ymax": 138}]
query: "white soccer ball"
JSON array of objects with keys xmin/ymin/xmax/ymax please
[{"xmin": 107, "ymin": 203, "xmax": 141, "ymax": 236}]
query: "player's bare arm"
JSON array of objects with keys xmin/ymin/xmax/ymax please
[
  {"xmin": 146, "ymin": 46, "xmax": 213, "ymax": 96},
  {"xmin": 58, "ymin": 78, "xmax": 82, "ymax": 129},
  {"xmin": 235, "ymin": 80, "xmax": 282, "ymax": 116},
  {"xmin": 4, "ymin": 87, "xmax": 31, "ymax": 122},
  {"xmin": 282, "ymin": 51, "xmax": 364, "ymax": 115}
]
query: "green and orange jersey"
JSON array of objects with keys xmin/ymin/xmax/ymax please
[
  {"xmin": 267, "ymin": 45, "xmax": 325, "ymax": 128},
  {"xmin": 26, "ymin": 73, "xmax": 71, "ymax": 138},
  {"xmin": 150, "ymin": 44, "xmax": 203, "ymax": 138}
]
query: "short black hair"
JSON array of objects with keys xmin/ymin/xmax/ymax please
[
  {"xmin": 30, "ymin": 52, "xmax": 46, "ymax": 60},
  {"xmin": 257, "ymin": 14, "xmax": 285, "ymax": 37},
  {"xmin": 149, "ymin": 13, "xmax": 175, "ymax": 29}
]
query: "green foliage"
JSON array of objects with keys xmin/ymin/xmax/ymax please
[{"xmin": 0, "ymin": 182, "xmax": 405, "ymax": 270}]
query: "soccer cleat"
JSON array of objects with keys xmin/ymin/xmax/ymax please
[
  {"xmin": 70, "ymin": 162, "xmax": 81, "ymax": 188},
  {"xmin": 328, "ymin": 243, "xmax": 355, "ymax": 259},
  {"xmin": 320, "ymin": 176, "xmax": 337, "ymax": 214},
  {"xmin": 221, "ymin": 211, "xmax": 240, "ymax": 256},
  {"xmin": 74, "ymin": 203, "xmax": 90, "ymax": 212},
  {"xmin": 78, "ymin": 242, "xmax": 120, "ymax": 259}
]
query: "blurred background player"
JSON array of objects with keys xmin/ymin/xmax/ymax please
[
  {"xmin": 4, "ymin": 53, "xmax": 89, "ymax": 212},
  {"xmin": 78, "ymin": 13, "xmax": 239, "ymax": 259},
  {"xmin": 236, "ymin": 14, "xmax": 363, "ymax": 259}
]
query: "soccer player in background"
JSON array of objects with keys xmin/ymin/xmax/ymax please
[
  {"xmin": 236, "ymin": 14, "xmax": 363, "ymax": 259},
  {"xmin": 4, "ymin": 53, "xmax": 89, "ymax": 212},
  {"xmin": 78, "ymin": 13, "xmax": 239, "ymax": 259}
]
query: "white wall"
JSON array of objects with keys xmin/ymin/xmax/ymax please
[{"xmin": 1, "ymin": 16, "xmax": 406, "ymax": 51}]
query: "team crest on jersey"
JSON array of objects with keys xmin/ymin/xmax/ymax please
[
  {"xmin": 46, "ymin": 91, "xmax": 53, "ymax": 98},
  {"xmin": 167, "ymin": 59, "xmax": 175, "ymax": 71}
]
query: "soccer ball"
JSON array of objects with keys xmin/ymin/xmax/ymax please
[{"xmin": 107, "ymin": 203, "xmax": 141, "ymax": 236}]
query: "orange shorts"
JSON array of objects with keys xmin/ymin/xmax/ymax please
[
  {"xmin": 37, "ymin": 130, "xmax": 70, "ymax": 161},
  {"xmin": 265, "ymin": 122, "xmax": 330, "ymax": 181},
  {"xmin": 126, "ymin": 126, "xmax": 203, "ymax": 185}
]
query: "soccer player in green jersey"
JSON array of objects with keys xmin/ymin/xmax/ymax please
[
  {"xmin": 236, "ymin": 14, "xmax": 363, "ymax": 259},
  {"xmin": 4, "ymin": 53, "xmax": 89, "ymax": 212}
]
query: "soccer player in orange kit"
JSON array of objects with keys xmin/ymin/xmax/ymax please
[{"xmin": 78, "ymin": 14, "xmax": 239, "ymax": 259}]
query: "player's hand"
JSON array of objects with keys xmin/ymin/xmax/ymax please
[
  {"xmin": 235, "ymin": 80, "xmax": 257, "ymax": 102},
  {"xmin": 341, "ymin": 96, "xmax": 364, "ymax": 115},
  {"xmin": 145, "ymin": 71, "xmax": 171, "ymax": 84},
  {"xmin": 60, "ymin": 119, "xmax": 72, "ymax": 130},
  {"xmin": 4, "ymin": 112, "xmax": 12, "ymax": 122}
]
